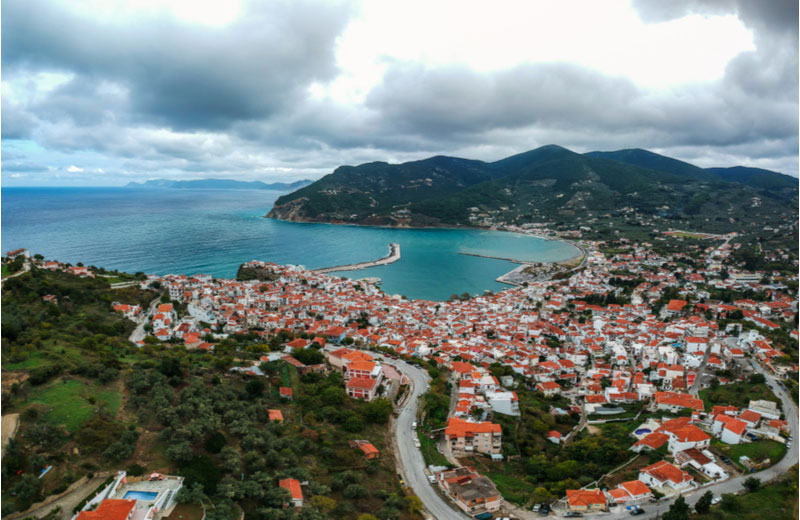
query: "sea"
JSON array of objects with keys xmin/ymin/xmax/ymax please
[{"xmin": 1, "ymin": 187, "xmax": 578, "ymax": 301}]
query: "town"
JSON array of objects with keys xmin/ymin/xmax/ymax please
[{"xmin": 2, "ymin": 230, "xmax": 797, "ymax": 520}]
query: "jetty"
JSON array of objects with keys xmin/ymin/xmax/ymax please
[
  {"xmin": 313, "ymin": 243, "xmax": 400, "ymax": 274},
  {"xmin": 459, "ymin": 252, "xmax": 527, "ymax": 264}
]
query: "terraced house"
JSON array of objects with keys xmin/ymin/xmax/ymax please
[{"xmin": 445, "ymin": 417, "xmax": 502, "ymax": 455}]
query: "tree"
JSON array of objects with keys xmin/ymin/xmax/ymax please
[
  {"xmin": 359, "ymin": 398, "xmax": 392, "ymax": 424},
  {"xmin": 245, "ymin": 379, "xmax": 265, "ymax": 398},
  {"xmin": 11, "ymin": 474, "xmax": 41, "ymax": 508},
  {"xmin": 310, "ymin": 496, "xmax": 337, "ymax": 514},
  {"xmin": 694, "ymin": 491, "xmax": 713, "ymax": 514},
  {"xmin": 743, "ymin": 476, "xmax": 761, "ymax": 492},
  {"xmin": 176, "ymin": 483, "xmax": 206, "ymax": 504},
  {"xmin": 663, "ymin": 496, "xmax": 690, "ymax": 520},
  {"xmin": 748, "ymin": 373, "xmax": 766, "ymax": 384},
  {"xmin": 405, "ymin": 495, "xmax": 423, "ymax": 514},
  {"xmin": 342, "ymin": 484, "xmax": 368, "ymax": 499}
]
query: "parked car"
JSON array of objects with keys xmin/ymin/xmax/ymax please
[
  {"xmin": 564, "ymin": 513, "xmax": 583, "ymax": 518},
  {"xmin": 711, "ymin": 497, "xmax": 722, "ymax": 505},
  {"xmin": 539, "ymin": 503, "xmax": 551, "ymax": 516},
  {"xmin": 630, "ymin": 508, "xmax": 645, "ymax": 516}
]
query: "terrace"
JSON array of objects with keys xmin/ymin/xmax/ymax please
[{"xmin": 110, "ymin": 475, "xmax": 184, "ymax": 520}]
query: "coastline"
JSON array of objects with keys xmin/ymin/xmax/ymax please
[{"xmin": 264, "ymin": 214, "xmax": 582, "ymax": 263}]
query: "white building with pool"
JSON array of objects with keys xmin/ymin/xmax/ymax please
[{"xmin": 74, "ymin": 472, "xmax": 184, "ymax": 520}]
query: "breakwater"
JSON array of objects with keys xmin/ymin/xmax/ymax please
[{"xmin": 313, "ymin": 243, "xmax": 401, "ymax": 274}]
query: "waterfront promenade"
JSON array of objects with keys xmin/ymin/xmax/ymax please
[{"xmin": 313, "ymin": 243, "xmax": 401, "ymax": 274}]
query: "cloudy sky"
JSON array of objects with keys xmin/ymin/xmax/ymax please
[{"xmin": 2, "ymin": 0, "xmax": 797, "ymax": 186}]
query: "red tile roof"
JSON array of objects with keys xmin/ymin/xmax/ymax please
[
  {"xmin": 77, "ymin": 499, "xmax": 135, "ymax": 520},
  {"xmin": 566, "ymin": 488, "xmax": 606, "ymax": 507},
  {"xmin": 279, "ymin": 478, "xmax": 303, "ymax": 501}
]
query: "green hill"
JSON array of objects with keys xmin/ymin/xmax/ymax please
[{"xmin": 267, "ymin": 145, "xmax": 798, "ymax": 236}]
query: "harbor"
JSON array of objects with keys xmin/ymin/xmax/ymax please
[{"xmin": 313, "ymin": 243, "xmax": 401, "ymax": 274}]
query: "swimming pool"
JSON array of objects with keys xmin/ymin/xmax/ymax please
[
  {"xmin": 123, "ymin": 491, "xmax": 159, "ymax": 501},
  {"xmin": 634, "ymin": 428, "xmax": 652, "ymax": 435}
]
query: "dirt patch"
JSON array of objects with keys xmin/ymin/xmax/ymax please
[
  {"xmin": 602, "ymin": 454, "xmax": 651, "ymax": 488},
  {"xmin": 2, "ymin": 413, "xmax": 21, "ymax": 457},
  {"xmin": 2, "ymin": 372, "xmax": 29, "ymax": 393},
  {"xmin": 586, "ymin": 425, "xmax": 601, "ymax": 435}
]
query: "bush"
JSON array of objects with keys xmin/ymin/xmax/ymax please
[
  {"xmin": 126, "ymin": 464, "xmax": 145, "ymax": 477},
  {"xmin": 743, "ymin": 476, "xmax": 761, "ymax": 492}
]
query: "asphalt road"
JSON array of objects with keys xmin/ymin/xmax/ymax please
[
  {"xmin": 602, "ymin": 360, "xmax": 797, "ymax": 519},
  {"xmin": 379, "ymin": 356, "xmax": 472, "ymax": 520},
  {"xmin": 128, "ymin": 297, "xmax": 161, "ymax": 344}
]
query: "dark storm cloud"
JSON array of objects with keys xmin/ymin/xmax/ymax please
[
  {"xmin": 363, "ymin": 60, "xmax": 796, "ymax": 155},
  {"xmin": 2, "ymin": 0, "xmax": 797, "ymax": 185},
  {"xmin": 3, "ymin": 0, "xmax": 352, "ymax": 130},
  {"xmin": 632, "ymin": 0, "xmax": 798, "ymax": 35}
]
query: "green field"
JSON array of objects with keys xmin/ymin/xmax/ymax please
[
  {"xmin": 23, "ymin": 378, "xmax": 122, "ymax": 432},
  {"xmin": 692, "ymin": 466, "xmax": 797, "ymax": 519},
  {"xmin": 700, "ymin": 382, "xmax": 779, "ymax": 411},
  {"xmin": 417, "ymin": 430, "xmax": 451, "ymax": 468},
  {"xmin": 712, "ymin": 439, "xmax": 786, "ymax": 469}
]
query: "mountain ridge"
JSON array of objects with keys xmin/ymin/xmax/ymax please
[
  {"xmin": 126, "ymin": 178, "xmax": 313, "ymax": 190},
  {"xmin": 267, "ymin": 145, "xmax": 797, "ymax": 234}
]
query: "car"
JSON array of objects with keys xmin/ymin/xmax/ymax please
[
  {"xmin": 563, "ymin": 513, "xmax": 583, "ymax": 518},
  {"xmin": 630, "ymin": 508, "xmax": 645, "ymax": 516},
  {"xmin": 532, "ymin": 504, "xmax": 541, "ymax": 512},
  {"xmin": 711, "ymin": 497, "xmax": 722, "ymax": 505},
  {"xmin": 428, "ymin": 475, "xmax": 437, "ymax": 484},
  {"xmin": 720, "ymin": 456, "xmax": 731, "ymax": 464}
]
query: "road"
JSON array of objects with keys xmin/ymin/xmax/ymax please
[
  {"xmin": 128, "ymin": 296, "xmax": 161, "ymax": 344},
  {"xmin": 689, "ymin": 347, "xmax": 713, "ymax": 396},
  {"xmin": 378, "ymin": 355, "xmax": 471, "ymax": 520},
  {"xmin": 5, "ymin": 473, "xmax": 112, "ymax": 520},
  {"xmin": 601, "ymin": 360, "xmax": 797, "ymax": 519},
  {"xmin": 1, "ymin": 260, "xmax": 30, "ymax": 286}
]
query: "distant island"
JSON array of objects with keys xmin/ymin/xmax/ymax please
[
  {"xmin": 126, "ymin": 178, "xmax": 313, "ymax": 191},
  {"xmin": 267, "ymin": 145, "xmax": 797, "ymax": 237}
]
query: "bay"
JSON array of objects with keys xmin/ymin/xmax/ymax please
[{"xmin": 1, "ymin": 187, "xmax": 578, "ymax": 301}]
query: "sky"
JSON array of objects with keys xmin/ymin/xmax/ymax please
[{"xmin": 2, "ymin": 0, "xmax": 798, "ymax": 186}]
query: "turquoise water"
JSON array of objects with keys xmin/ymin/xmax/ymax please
[
  {"xmin": 1, "ymin": 187, "xmax": 577, "ymax": 301},
  {"xmin": 123, "ymin": 491, "xmax": 159, "ymax": 501}
]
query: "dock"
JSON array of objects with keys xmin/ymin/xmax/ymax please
[{"xmin": 313, "ymin": 243, "xmax": 401, "ymax": 274}]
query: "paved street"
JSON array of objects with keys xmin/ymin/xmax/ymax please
[
  {"xmin": 380, "ymin": 353, "xmax": 796, "ymax": 520},
  {"xmin": 379, "ymin": 355, "xmax": 471, "ymax": 520},
  {"xmin": 128, "ymin": 297, "xmax": 161, "ymax": 344}
]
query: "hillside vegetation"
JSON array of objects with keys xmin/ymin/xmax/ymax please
[
  {"xmin": 267, "ymin": 146, "xmax": 797, "ymax": 241},
  {"xmin": 1, "ymin": 268, "xmax": 415, "ymax": 520}
]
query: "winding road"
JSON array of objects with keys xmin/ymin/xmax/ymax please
[
  {"xmin": 378, "ymin": 355, "xmax": 471, "ymax": 520},
  {"xmin": 379, "ymin": 352, "xmax": 796, "ymax": 519}
]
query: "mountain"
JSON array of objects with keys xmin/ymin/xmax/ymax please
[
  {"xmin": 267, "ymin": 145, "xmax": 798, "ymax": 234},
  {"xmin": 586, "ymin": 149, "xmax": 797, "ymax": 190},
  {"xmin": 126, "ymin": 178, "xmax": 313, "ymax": 190}
]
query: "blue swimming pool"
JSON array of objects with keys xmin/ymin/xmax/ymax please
[
  {"xmin": 123, "ymin": 491, "xmax": 159, "ymax": 501},
  {"xmin": 634, "ymin": 428, "xmax": 652, "ymax": 435}
]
